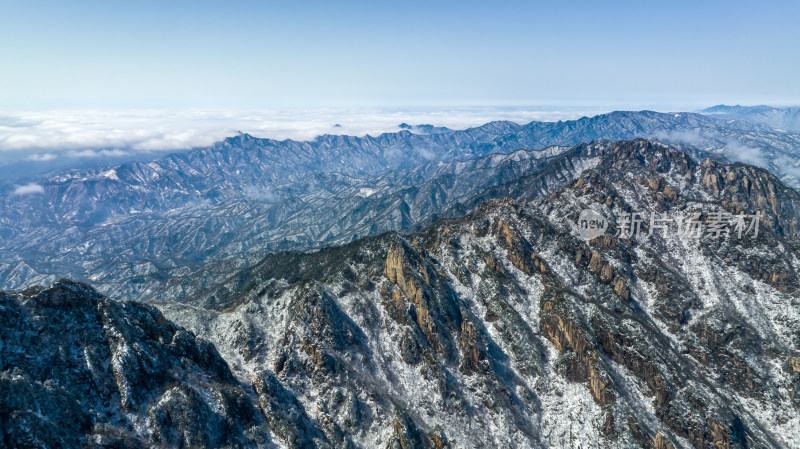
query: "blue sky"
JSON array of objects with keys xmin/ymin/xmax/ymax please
[{"xmin": 2, "ymin": 0, "xmax": 799, "ymax": 109}]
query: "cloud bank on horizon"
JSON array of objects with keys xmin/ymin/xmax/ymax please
[{"xmin": 0, "ymin": 107, "xmax": 605, "ymax": 162}]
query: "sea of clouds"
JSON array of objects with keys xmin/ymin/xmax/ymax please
[{"xmin": 0, "ymin": 107, "xmax": 604, "ymax": 163}]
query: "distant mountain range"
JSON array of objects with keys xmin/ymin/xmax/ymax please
[
  {"xmin": 702, "ymin": 104, "xmax": 800, "ymax": 133},
  {"xmin": 2, "ymin": 110, "xmax": 800, "ymax": 303}
]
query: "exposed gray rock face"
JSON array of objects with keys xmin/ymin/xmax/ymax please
[
  {"xmin": 2, "ymin": 111, "xmax": 800, "ymax": 304},
  {"xmin": 151, "ymin": 140, "xmax": 800, "ymax": 448}
]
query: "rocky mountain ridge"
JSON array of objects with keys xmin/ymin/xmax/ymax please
[
  {"xmin": 3, "ymin": 110, "xmax": 800, "ymax": 304},
  {"xmin": 0, "ymin": 280, "xmax": 270, "ymax": 447},
  {"xmin": 157, "ymin": 140, "xmax": 800, "ymax": 448}
]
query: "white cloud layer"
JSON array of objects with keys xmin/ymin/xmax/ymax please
[
  {"xmin": 0, "ymin": 107, "xmax": 603, "ymax": 163},
  {"xmin": 12, "ymin": 183, "xmax": 45, "ymax": 195},
  {"xmin": 27, "ymin": 153, "xmax": 57, "ymax": 161},
  {"xmin": 725, "ymin": 141, "xmax": 767, "ymax": 167}
]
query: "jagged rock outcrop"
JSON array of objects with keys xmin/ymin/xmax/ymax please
[
  {"xmin": 1, "ymin": 280, "xmax": 275, "ymax": 447},
  {"xmin": 152, "ymin": 140, "xmax": 800, "ymax": 448}
]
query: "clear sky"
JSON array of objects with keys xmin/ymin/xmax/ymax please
[{"xmin": 1, "ymin": 0, "xmax": 799, "ymax": 109}]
